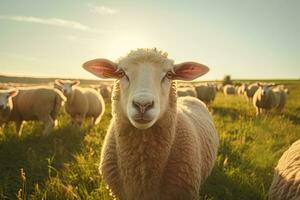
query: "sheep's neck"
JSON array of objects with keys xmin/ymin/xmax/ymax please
[{"xmin": 115, "ymin": 105, "xmax": 177, "ymax": 197}]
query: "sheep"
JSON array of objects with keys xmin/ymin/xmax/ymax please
[
  {"xmin": 98, "ymin": 84, "xmax": 112, "ymax": 99},
  {"xmin": 195, "ymin": 83, "xmax": 216, "ymax": 105},
  {"xmin": 216, "ymin": 83, "xmax": 223, "ymax": 92},
  {"xmin": 252, "ymin": 83, "xmax": 287, "ymax": 115},
  {"xmin": 237, "ymin": 83, "xmax": 248, "ymax": 96},
  {"xmin": 176, "ymin": 86, "xmax": 197, "ymax": 97},
  {"xmin": 245, "ymin": 83, "xmax": 259, "ymax": 102},
  {"xmin": 54, "ymin": 80, "xmax": 105, "ymax": 126},
  {"xmin": 275, "ymin": 84, "xmax": 289, "ymax": 95},
  {"xmin": 223, "ymin": 84, "xmax": 236, "ymax": 95},
  {"xmin": 82, "ymin": 48, "xmax": 219, "ymax": 200},
  {"xmin": 268, "ymin": 139, "xmax": 300, "ymax": 200},
  {"xmin": 0, "ymin": 87, "xmax": 66, "ymax": 136}
]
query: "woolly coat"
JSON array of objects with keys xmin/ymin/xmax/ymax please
[
  {"xmin": 1, "ymin": 87, "xmax": 65, "ymax": 122},
  {"xmin": 64, "ymin": 87, "xmax": 105, "ymax": 124},
  {"xmin": 98, "ymin": 85, "xmax": 112, "ymax": 99},
  {"xmin": 0, "ymin": 87, "xmax": 66, "ymax": 136},
  {"xmin": 269, "ymin": 139, "xmax": 300, "ymax": 200},
  {"xmin": 223, "ymin": 85, "xmax": 236, "ymax": 95},
  {"xmin": 245, "ymin": 84, "xmax": 259, "ymax": 100},
  {"xmin": 195, "ymin": 84, "xmax": 216, "ymax": 104},
  {"xmin": 176, "ymin": 87, "xmax": 197, "ymax": 98},
  {"xmin": 253, "ymin": 87, "xmax": 287, "ymax": 113},
  {"xmin": 100, "ymin": 82, "xmax": 219, "ymax": 200}
]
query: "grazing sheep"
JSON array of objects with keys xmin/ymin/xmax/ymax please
[
  {"xmin": 252, "ymin": 83, "xmax": 287, "ymax": 115},
  {"xmin": 195, "ymin": 83, "xmax": 216, "ymax": 105},
  {"xmin": 0, "ymin": 87, "xmax": 66, "ymax": 136},
  {"xmin": 269, "ymin": 139, "xmax": 300, "ymax": 200},
  {"xmin": 54, "ymin": 80, "xmax": 105, "ymax": 126},
  {"xmin": 176, "ymin": 86, "xmax": 197, "ymax": 97},
  {"xmin": 223, "ymin": 84, "xmax": 236, "ymax": 95},
  {"xmin": 82, "ymin": 48, "xmax": 219, "ymax": 200},
  {"xmin": 245, "ymin": 83, "xmax": 259, "ymax": 102}
]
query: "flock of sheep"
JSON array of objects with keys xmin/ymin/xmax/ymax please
[
  {"xmin": 177, "ymin": 81, "xmax": 289, "ymax": 115},
  {"xmin": 0, "ymin": 80, "xmax": 111, "ymax": 136},
  {"xmin": 0, "ymin": 48, "xmax": 298, "ymax": 200}
]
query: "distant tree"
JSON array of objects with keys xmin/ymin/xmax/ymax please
[{"xmin": 222, "ymin": 75, "xmax": 232, "ymax": 86}]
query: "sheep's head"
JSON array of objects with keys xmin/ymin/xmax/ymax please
[
  {"xmin": 0, "ymin": 89, "xmax": 18, "ymax": 119},
  {"xmin": 83, "ymin": 49, "xmax": 209, "ymax": 129},
  {"xmin": 257, "ymin": 83, "xmax": 276, "ymax": 96},
  {"xmin": 54, "ymin": 80, "xmax": 80, "ymax": 96}
]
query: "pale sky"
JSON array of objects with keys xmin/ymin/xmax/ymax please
[{"xmin": 0, "ymin": 0, "xmax": 299, "ymax": 80}]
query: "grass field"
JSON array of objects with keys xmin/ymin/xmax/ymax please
[{"xmin": 0, "ymin": 80, "xmax": 299, "ymax": 200}]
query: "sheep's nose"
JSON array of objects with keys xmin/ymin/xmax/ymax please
[
  {"xmin": 0, "ymin": 105, "xmax": 4, "ymax": 110},
  {"xmin": 132, "ymin": 100, "xmax": 154, "ymax": 114}
]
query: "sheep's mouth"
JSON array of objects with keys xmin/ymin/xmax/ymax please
[{"xmin": 132, "ymin": 116, "xmax": 153, "ymax": 124}]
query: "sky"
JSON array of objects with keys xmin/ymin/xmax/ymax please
[{"xmin": 0, "ymin": 0, "xmax": 299, "ymax": 80}]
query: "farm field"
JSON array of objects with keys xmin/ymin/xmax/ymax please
[{"xmin": 0, "ymin": 80, "xmax": 299, "ymax": 200}]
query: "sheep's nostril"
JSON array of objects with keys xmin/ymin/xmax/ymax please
[
  {"xmin": 0, "ymin": 105, "xmax": 4, "ymax": 110},
  {"xmin": 132, "ymin": 101, "xmax": 154, "ymax": 114}
]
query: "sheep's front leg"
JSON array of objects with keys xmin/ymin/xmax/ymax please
[{"xmin": 15, "ymin": 120, "xmax": 23, "ymax": 137}]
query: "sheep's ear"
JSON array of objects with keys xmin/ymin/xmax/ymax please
[
  {"xmin": 71, "ymin": 80, "xmax": 80, "ymax": 86},
  {"xmin": 82, "ymin": 59, "xmax": 119, "ymax": 79},
  {"xmin": 55, "ymin": 79, "xmax": 64, "ymax": 86},
  {"xmin": 8, "ymin": 89, "xmax": 18, "ymax": 97},
  {"xmin": 173, "ymin": 62, "xmax": 209, "ymax": 81}
]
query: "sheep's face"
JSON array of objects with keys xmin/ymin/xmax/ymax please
[
  {"xmin": 0, "ymin": 90, "xmax": 18, "ymax": 115},
  {"xmin": 258, "ymin": 83, "xmax": 274, "ymax": 97},
  {"xmin": 55, "ymin": 80, "xmax": 80, "ymax": 96},
  {"xmin": 116, "ymin": 60, "xmax": 174, "ymax": 129},
  {"xmin": 83, "ymin": 50, "xmax": 209, "ymax": 130}
]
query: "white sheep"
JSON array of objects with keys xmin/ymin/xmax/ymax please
[
  {"xmin": 82, "ymin": 48, "xmax": 219, "ymax": 200},
  {"xmin": 268, "ymin": 139, "xmax": 300, "ymax": 200},
  {"xmin": 97, "ymin": 84, "xmax": 112, "ymax": 99},
  {"xmin": 176, "ymin": 86, "xmax": 197, "ymax": 97},
  {"xmin": 237, "ymin": 83, "xmax": 248, "ymax": 96},
  {"xmin": 54, "ymin": 80, "xmax": 105, "ymax": 126},
  {"xmin": 252, "ymin": 83, "xmax": 287, "ymax": 115},
  {"xmin": 0, "ymin": 87, "xmax": 66, "ymax": 136},
  {"xmin": 245, "ymin": 83, "xmax": 259, "ymax": 102},
  {"xmin": 223, "ymin": 84, "xmax": 236, "ymax": 95},
  {"xmin": 274, "ymin": 84, "xmax": 289, "ymax": 95},
  {"xmin": 195, "ymin": 83, "xmax": 216, "ymax": 105}
]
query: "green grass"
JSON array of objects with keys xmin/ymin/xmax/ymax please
[{"xmin": 0, "ymin": 81, "xmax": 300, "ymax": 200}]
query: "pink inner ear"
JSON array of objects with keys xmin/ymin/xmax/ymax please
[
  {"xmin": 9, "ymin": 90, "xmax": 18, "ymax": 97},
  {"xmin": 174, "ymin": 62, "xmax": 209, "ymax": 80},
  {"xmin": 90, "ymin": 65, "xmax": 118, "ymax": 78},
  {"xmin": 176, "ymin": 66, "xmax": 203, "ymax": 79},
  {"xmin": 58, "ymin": 80, "xmax": 64, "ymax": 85}
]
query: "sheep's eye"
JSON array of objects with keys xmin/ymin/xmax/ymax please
[
  {"xmin": 166, "ymin": 71, "xmax": 173, "ymax": 79},
  {"xmin": 118, "ymin": 70, "xmax": 129, "ymax": 81},
  {"xmin": 118, "ymin": 70, "xmax": 125, "ymax": 78}
]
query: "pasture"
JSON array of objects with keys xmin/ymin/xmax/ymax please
[{"xmin": 0, "ymin": 80, "xmax": 299, "ymax": 200}]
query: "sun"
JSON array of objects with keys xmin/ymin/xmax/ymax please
[{"xmin": 106, "ymin": 32, "xmax": 152, "ymax": 59}]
